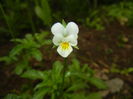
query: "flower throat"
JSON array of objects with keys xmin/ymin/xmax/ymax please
[{"xmin": 60, "ymin": 42, "xmax": 69, "ymax": 50}]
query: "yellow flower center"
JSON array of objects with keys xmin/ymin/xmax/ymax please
[{"xmin": 60, "ymin": 42, "xmax": 69, "ymax": 50}]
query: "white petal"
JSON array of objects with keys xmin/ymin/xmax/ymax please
[
  {"xmin": 51, "ymin": 22, "xmax": 65, "ymax": 36},
  {"xmin": 66, "ymin": 22, "xmax": 79, "ymax": 35},
  {"xmin": 64, "ymin": 34, "xmax": 78, "ymax": 46},
  {"xmin": 57, "ymin": 45, "xmax": 73, "ymax": 58},
  {"xmin": 52, "ymin": 35, "xmax": 63, "ymax": 46}
]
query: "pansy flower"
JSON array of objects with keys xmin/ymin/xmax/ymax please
[{"xmin": 51, "ymin": 22, "xmax": 79, "ymax": 58}]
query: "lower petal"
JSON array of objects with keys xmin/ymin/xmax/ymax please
[{"xmin": 57, "ymin": 45, "xmax": 73, "ymax": 58}]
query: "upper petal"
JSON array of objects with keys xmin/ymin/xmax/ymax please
[
  {"xmin": 52, "ymin": 35, "xmax": 63, "ymax": 46},
  {"xmin": 66, "ymin": 22, "xmax": 79, "ymax": 35},
  {"xmin": 51, "ymin": 22, "xmax": 65, "ymax": 36},
  {"xmin": 57, "ymin": 44, "xmax": 73, "ymax": 58},
  {"xmin": 64, "ymin": 34, "xmax": 78, "ymax": 46}
]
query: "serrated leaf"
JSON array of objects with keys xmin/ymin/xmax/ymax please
[
  {"xmin": 4, "ymin": 94, "xmax": 21, "ymax": 99},
  {"xmin": 14, "ymin": 63, "xmax": 28, "ymax": 75},
  {"xmin": 88, "ymin": 77, "xmax": 107, "ymax": 89},
  {"xmin": 34, "ymin": 81, "xmax": 47, "ymax": 91},
  {"xmin": 35, "ymin": 32, "xmax": 49, "ymax": 42},
  {"xmin": 53, "ymin": 61, "xmax": 63, "ymax": 74},
  {"xmin": 35, "ymin": 0, "xmax": 52, "ymax": 26},
  {"xmin": 68, "ymin": 93, "xmax": 87, "ymax": 99},
  {"xmin": 21, "ymin": 69, "xmax": 45, "ymax": 80},
  {"xmin": 87, "ymin": 92, "xmax": 102, "ymax": 99},
  {"xmin": 33, "ymin": 88, "xmax": 50, "ymax": 99},
  {"xmin": 127, "ymin": 67, "xmax": 133, "ymax": 72},
  {"xmin": 43, "ymin": 40, "xmax": 52, "ymax": 45},
  {"xmin": 82, "ymin": 64, "xmax": 94, "ymax": 76},
  {"xmin": 0, "ymin": 56, "xmax": 12, "ymax": 63},
  {"xmin": 41, "ymin": 0, "xmax": 52, "ymax": 26},
  {"xmin": 9, "ymin": 45, "xmax": 24, "ymax": 57},
  {"xmin": 70, "ymin": 59, "xmax": 80, "ymax": 71},
  {"xmin": 25, "ymin": 34, "xmax": 33, "ymax": 40},
  {"xmin": 31, "ymin": 49, "xmax": 42, "ymax": 61},
  {"xmin": 66, "ymin": 82, "xmax": 88, "ymax": 92},
  {"xmin": 11, "ymin": 39, "xmax": 23, "ymax": 43},
  {"xmin": 35, "ymin": 6, "xmax": 43, "ymax": 20},
  {"xmin": 51, "ymin": 61, "xmax": 64, "ymax": 83}
]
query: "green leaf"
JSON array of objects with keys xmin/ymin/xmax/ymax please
[
  {"xmin": 34, "ymin": 81, "xmax": 47, "ymax": 90},
  {"xmin": 73, "ymin": 46, "xmax": 79, "ymax": 49},
  {"xmin": 68, "ymin": 92, "xmax": 102, "ymax": 99},
  {"xmin": 34, "ymin": 32, "xmax": 49, "ymax": 42},
  {"xmin": 87, "ymin": 92, "xmax": 102, "ymax": 99},
  {"xmin": 70, "ymin": 59, "xmax": 80, "ymax": 71},
  {"xmin": 4, "ymin": 94, "xmax": 21, "ymax": 99},
  {"xmin": 68, "ymin": 93, "xmax": 87, "ymax": 99},
  {"xmin": 35, "ymin": 0, "xmax": 52, "ymax": 26},
  {"xmin": 66, "ymin": 82, "xmax": 88, "ymax": 92},
  {"xmin": 9, "ymin": 44, "xmax": 24, "ymax": 57},
  {"xmin": 62, "ymin": 19, "xmax": 67, "ymax": 27},
  {"xmin": 0, "ymin": 56, "xmax": 12, "ymax": 64},
  {"xmin": 14, "ymin": 62, "xmax": 28, "ymax": 75},
  {"xmin": 41, "ymin": 0, "xmax": 52, "ymax": 26},
  {"xmin": 88, "ymin": 77, "xmax": 107, "ymax": 89},
  {"xmin": 31, "ymin": 49, "xmax": 42, "ymax": 61},
  {"xmin": 72, "ymin": 59, "xmax": 80, "ymax": 67},
  {"xmin": 35, "ymin": 6, "xmax": 43, "ymax": 20},
  {"xmin": 51, "ymin": 61, "xmax": 64, "ymax": 83},
  {"xmin": 52, "ymin": 61, "xmax": 63, "ymax": 75},
  {"xmin": 21, "ymin": 69, "xmax": 45, "ymax": 80},
  {"xmin": 25, "ymin": 34, "xmax": 33, "ymax": 41},
  {"xmin": 70, "ymin": 72, "xmax": 88, "ymax": 80},
  {"xmin": 4, "ymin": 93, "xmax": 31, "ymax": 99},
  {"xmin": 11, "ymin": 38, "xmax": 23, "ymax": 43},
  {"xmin": 52, "ymin": 45, "xmax": 57, "ymax": 49},
  {"xmin": 34, "ymin": 71, "xmax": 51, "ymax": 90},
  {"xmin": 33, "ymin": 88, "xmax": 50, "ymax": 99},
  {"xmin": 21, "ymin": 93, "xmax": 32, "ymax": 99},
  {"xmin": 82, "ymin": 64, "xmax": 94, "ymax": 76},
  {"xmin": 43, "ymin": 40, "xmax": 52, "ymax": 45},
  {"xmin": 127, "ymin": 67, "xmax": 133, "ymax": 72}
]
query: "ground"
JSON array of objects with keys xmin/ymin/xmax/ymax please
[{"xmin": 0, "ymin": 22, "xmax": 133, "ymax": 98}]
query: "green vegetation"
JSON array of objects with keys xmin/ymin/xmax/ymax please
[
  {"xmin": 0, "ymin": 0, "xmax": 133, "ymax": 99},
  {"xmin": 0, "ymin": 33, "xmax": 107, "ymax": 98},
  {"xmin": 1, "ymin": 0, "xmax": 133, "ymax": 40}
]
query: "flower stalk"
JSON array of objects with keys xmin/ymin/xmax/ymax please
[{"xmin": 60, "ymin": 58, "xmax": 67, "ymax": 98}]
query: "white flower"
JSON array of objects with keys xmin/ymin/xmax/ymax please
[{"xmin": 51, "ymin": 22, "xmax": 79, "ymax": 58}]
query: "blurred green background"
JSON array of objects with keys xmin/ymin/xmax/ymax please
[
  {"xmin": 0, "ymin": 0, "xmax": 133, "ymax": 99},
  {"xmin": 0, "ymin": 0, "xmax": 133, "ymax": 43}
]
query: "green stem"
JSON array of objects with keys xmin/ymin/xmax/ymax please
[
  {"xmin": 62, "ymin": 58, "xmax": 67, "ymax": 86},
  {"xmin": 60, "ymin": 58, "xmax": 67, "ymax": 99},
  {"xmin": 27, "ymin": 7, "xmax": 36, "ymax": 33}
]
